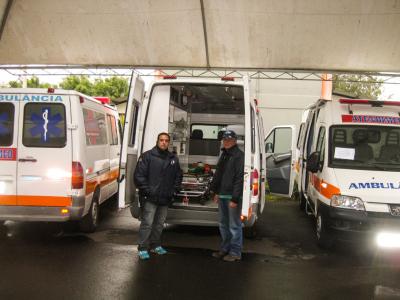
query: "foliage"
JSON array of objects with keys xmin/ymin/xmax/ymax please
[
  {"xmin": 59, "ymin": 75, "xmax": 93, "ymax": 95},
  {"xmin": 333, "ymin": 74, "xmax": 383, "ymax": 100},
  {"xmin": 92, "ymin": 76, "xmax": 128, "ymax": 101},
  {"xmin": 59, "ymin": 75, "xmax": 128, "ymax": 101},
  {"xmin": 8, "ymin": 76, "xmax": 56, "ymax": 89},
  {"xmin": 9, "ymin": 80, "xmax": 22, "ymax": 88}
]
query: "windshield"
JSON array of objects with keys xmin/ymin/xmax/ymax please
[{"xmin": 329, "ymin": 125, "xmax": 400, "ymax": 171}]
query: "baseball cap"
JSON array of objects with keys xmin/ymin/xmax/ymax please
[{"xmin": 222, "ymin": 130, "xmax": 237, "ymax": 140}]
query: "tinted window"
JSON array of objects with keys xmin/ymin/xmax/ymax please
[
  {"xmin": 128, "ymin": 104, "xmax": 139, "ymax": 146},
  {"xmin": 0, "ymin": 103, "xmax": 14, "ymax": 146},
  {"xmin": 23, "ymin": 103, "xmax": 66, "ymax": 148},
  {"xmin": 251, "ymin": 107, "xmax": 255, "ymax": 153},
  {"xmin": 83, "ymin": 108, "xmax": 107, "ymax": 145},
  {"xmin": 296, "ymin": 123, "xmax": 304, "ymax": 149},
  {"xmin": 316, "ymin": 127, "xmax": 326, "ymax": 164}
]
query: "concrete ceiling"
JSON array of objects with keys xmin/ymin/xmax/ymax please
[{"xmin": 0, "ymin": 0, "xmax": 399, "ymax": 72}]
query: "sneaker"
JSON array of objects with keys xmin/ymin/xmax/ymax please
[
  {"xmin": 138, "ymin": 250, "xmax": 150, "ymax": 260},
  {"xmin": 212, "ymin": 251, "xmax": 227, "ymax": 259},
  {"xmin": 151, "ymin": 246, "xmax": 167, "ymax": 255},
  {"xmin": 223, "ymin": 254, "xmax": 241, "ymax": 262}
]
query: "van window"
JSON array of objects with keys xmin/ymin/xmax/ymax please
[
  {"xmin": 305, "ymin": 112, "xmax": 316, "ymax": 157},
  {"xmin": 191, "ymin": 124, "xmax": 225, "ymax": 140},
  {"xmin": 23, "ymin": 103, "xmax": 66, "ymax": 148},
  {"xmin": 251, "ymin": 106, "xmax": 255, "ymax": 153},
  {"xmin": 83, "ymin": 108, "xmax": 108, "ymax": 145},
  {"xmin": 0, "ymin": 103, "xmax": 14, "ymax": 146},
  {"xmin": 316, "ymin": 127, "xmax": 326, "ymax": 166},
  {"xmin": 296, "ymin": 123, "xmax": 304, "ymax": 149},
  {"xmin": 107, "ymin": 115, "xmax": 119, "ymax": 145},
  {"xmin": 329, "ymin": 125, "xmax": 400, "ymax": 171},
  {"xmin": 128, "ymin": 103, "xmax": 139, "ymax": 146},
  {"xmin": 266, "ymin": 127, "xmax": 292, "ymax": 154}
]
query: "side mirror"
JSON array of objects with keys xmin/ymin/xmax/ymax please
[
  {"xmin": 265, "ymin": 142, "xmax": 273, "ymax": 153},
  {"xmin": 306, "ymin": 152, "xmax": 321, "ymax": 173}
]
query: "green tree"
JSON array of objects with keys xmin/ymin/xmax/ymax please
[
  {"xmin": 59, "ymin": 75, "xmax": 128, "ymax": 102},
  {"xmin": 9, "ymin": 80, "xmax": 22, "ymax": 88},
  {"xmin": 333, "ymin": 74, "xmax": 383, "ymax": 100},
  {"xmin": 27, "ymin": 76, "xmax": 56, "ymax": 88},
  {"xmin": 59, "ymin": 75, "xmax": 93, "ymax": 95},
  {"xmin": 92, "ymin": 76, "xmax": 128, "ymax": 101},
  {"xmin": 8, "ymin": 76, "xmax": 56, "ymax": 88}
]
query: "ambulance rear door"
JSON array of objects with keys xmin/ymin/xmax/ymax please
[
  {"xmin": 242, "ymin": 76, "xmax": 253, "ymax": 218},
  {"xmin": 0, "ymin": 98, "xmax": 18, "ymax": 205},
  {"xmin": 17, "ymin": 94, "xmax": 72, "ymax": 207},
  {"xmin": 118, "ymin": 74, "xmax": 145, "ymax": 208}
]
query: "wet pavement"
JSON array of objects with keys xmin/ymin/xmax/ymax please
[{"xmin": 1, "ymin": 199, "xmax": 400, "ymax": 299}]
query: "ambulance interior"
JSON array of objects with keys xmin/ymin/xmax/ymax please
[{"xmin": 167, "ymin": 84, "xmax": 245, "ymax": 210}]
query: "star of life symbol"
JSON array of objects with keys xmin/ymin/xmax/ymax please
[
  {"xmin": 29, "ymin": 107, "xmax": 62, "ymax": 142},
  {"xmin": 42, "ymin": 109, "xmax": 49, "ymax": 142}
]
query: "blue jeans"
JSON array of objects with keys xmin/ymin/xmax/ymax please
[
  {"xmin": 218, "ymin": 198, "xmax": 243, "ymax": 257},
  {"xmin": 138, "ymin": 201, "xmax": 168, "ymax": 251}
]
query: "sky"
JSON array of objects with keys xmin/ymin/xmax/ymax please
[{"xmin": 0, "ymin": 69, "xmax": 399, "ymax": 100}]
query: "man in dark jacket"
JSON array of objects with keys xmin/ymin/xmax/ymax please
[
  {"xmin": 210, "ymin": 130, "xmax": 244, "ymax": 262},
  {"xmin": 134, "ymin": 132, "xmax": 182, "ymax": 260}
]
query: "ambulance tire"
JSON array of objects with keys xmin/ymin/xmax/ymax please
[
  {"xmin": 0, "ymin": 222, "xmax": 6, "ymax": 237},
  {"xmin": 80, "ymin": 195, "xmax": 100, "ymax": 233},
  {"xmin": 299, "ymin": 193, "xmax": 306, "ymax": 211},
  {"xmin": 316, "ymin": 211, "xmax": 334, "ymax": 249},
  {"xmin": 244, "ymin": 223, "xmax": 257, "ymax": 239}
]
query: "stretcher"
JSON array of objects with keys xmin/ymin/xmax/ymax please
[{"xmin": 175, "ymin": 173, "xmax": 212, "ymax": 205}]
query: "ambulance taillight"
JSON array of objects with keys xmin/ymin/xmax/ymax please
[
  {"xmin": 251, "ymin": 169, "xmax": 259, "ymax": 196},
  {"xmin": 71, "ymin": 162, "xmax": 84, "ymax": 189}
]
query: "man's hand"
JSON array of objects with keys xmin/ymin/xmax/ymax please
[
  {"xmin": 229, "ymin": 201, "xmax": 238, "ymax": 208},
  {"xmin": 213, "ymin": 194, "xmax": 219, "ymax": 203}
]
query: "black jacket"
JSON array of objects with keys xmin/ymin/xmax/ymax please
[
  {"xmin": 134, "ymin": 146, "xmax": 183, "ymax": 205},
  {"xmin": 210, "ymin": 145, "xmax": 244, "ymax": 204}
]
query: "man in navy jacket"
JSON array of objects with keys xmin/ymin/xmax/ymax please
[
  {"xmin": 134, "ymin": 132, "xmax": 182, "ymax": 260},
  {"xmin": 210, "ymin": 130, "xmax": 244, "ymax": 262}
]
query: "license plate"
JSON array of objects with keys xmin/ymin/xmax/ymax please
[
  {"xmin": 0, "ymin": 148, "xmax": 16, "ymax": 161},
  {"xmin": 390, "ymin": 205, "xmax": 400, "ymax": 217}
]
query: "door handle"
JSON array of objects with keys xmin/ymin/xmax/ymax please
[{"xmin": 18, "ymin": 158, "xmax": 37, "ymax": 163}]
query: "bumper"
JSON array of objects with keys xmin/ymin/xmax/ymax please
[
  {"xmin": 0, "ymin": 195, "xmax": 85, "ymax": 222},
  {"xmin": 166, "ymin": 207, "xmax": 219, "ymax": 226},
  {"xmin": 320, "ymin": 203, "xmax": 400, "ymax": 241}
]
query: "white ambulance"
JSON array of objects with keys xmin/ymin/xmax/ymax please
[
  {"xmin": 0, "ymin": 88, "xmax": 121, "ymax": 232},
  {"xmin": 266, "ymin": 98, "xmax": 400, "ymax": 248},
  {"xmin": 119, "ymin": 75, "xmax": 266, "ymax": 234}
]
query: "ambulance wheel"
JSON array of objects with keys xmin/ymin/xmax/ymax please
[
  {"xmin": 80, "ymin": 197, "xmax": 99, "ymax": 233},
  {"xmin": 299, "ymin": 193, "xmax": 306, "ymax": 211},
  {"xmin": 244, "ymin": 221, "xmax": 258, "ymax": 239},
  {"xmin": 316, "ymin": 212, "xmax": 334, "ymax": 249}
]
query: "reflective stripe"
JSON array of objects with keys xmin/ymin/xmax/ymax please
[
  {"xmin": 0, "ymin": 195, "xmax": 71, "ymax": 206},
  {"xmin": 310, "ymin": 173, "xmax": 341, "ymax": 199},
  {"xmin": 85, "ymin": 168, "xmax": 119, "ymax": 195},
  {"xmin": 0, "ymin": 195, "xmax": 16, "ymax": 205}
]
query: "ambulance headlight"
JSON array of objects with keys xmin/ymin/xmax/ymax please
[
  {"xmin": 376, "ymin": 232, "xmax": 400, "ymax": 248},
  {"xmin": 331, "ymin": 195, "xmax": 365, "ymax": 211}
]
